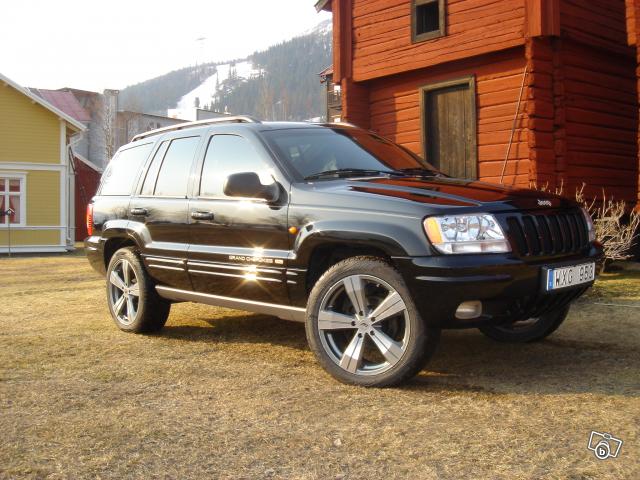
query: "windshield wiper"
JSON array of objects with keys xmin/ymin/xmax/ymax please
[
  {"xmin": 303, "ymin": 167, "xmax": 443, "ymax": 181},
  {"xmin": 304, "ymin": 168, "xmax": 397, "ymax": 180}
]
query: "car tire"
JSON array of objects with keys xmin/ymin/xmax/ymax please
[
  {"xmin": 478, "ymin": 305, "xmax": 570, "ymax": 343},
  {"xmin": 305, "ymin": 256, "xmax": 440, "ymax": 387},
  {"xmin": 106, "ymin": 247, "xmax": 170, "ymax": 333}
]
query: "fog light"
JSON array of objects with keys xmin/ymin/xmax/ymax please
[{"xmin": 455, "ymin": 301, "xmax": 482, "ymax": 320}]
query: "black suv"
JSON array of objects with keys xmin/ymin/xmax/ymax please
[{"xmin": 86, "ymin": 116, "xmax": 601, "ymax": 387}]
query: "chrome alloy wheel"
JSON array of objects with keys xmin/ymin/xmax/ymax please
[
  {"xmin": 108, "ymin": 259, "xmax": 140, "ymax": 326},
  {"xmin": 317, "ymin": 274, "xmax": 410, "ymax": 376}
]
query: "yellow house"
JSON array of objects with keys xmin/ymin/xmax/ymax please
[{"xmin": 0, "ymin": 72, "xmax": 86, "ymax": 253}]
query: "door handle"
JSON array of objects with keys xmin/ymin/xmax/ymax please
[
  {"xmin": 191, "ymin": 211, "xmax": 214, "ymax": 221},
  {"xmin": 130, "ymin": 207, "xmax": 148, "ymax": 216}
]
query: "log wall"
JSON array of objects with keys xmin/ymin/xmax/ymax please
[
  {"xmin": 560, "ymin": 0, "xmax": 629, "ymax": 54},
  {"xmin": 562, "ymin": 40, "xmax": 638, "ymax": 202},
  {"xmin": 625, "ymin": 0, "xmax": 640, "ymax": 208},
  {"xmin": 368, "ymin": 49, "xmax": 531, "ymax": 186},
  {"xmin": 351, "ymin": 0, "xmax": 526, "ymax": 82},
  {"xmin": 334, "ymin": 0, "xmax": 639, "ymax": 203},
  {"xmin": 524, "ymin": 36, "xmax": 638, "ymax": 203},
  {"xmin": 525, "ymin": 37, "xmax": 556, "ymax": 189}
]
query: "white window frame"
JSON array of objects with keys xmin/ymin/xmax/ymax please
[{"xmin": 0, "ymin": 172, "xmax": 27, "ymax": 228}]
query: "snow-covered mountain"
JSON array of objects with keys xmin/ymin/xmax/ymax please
[
  {"xmin": 119, "ymin": 20, "xmax": 333, "ymax": 122},
  {"xmin": 168, "ymin": 61, "xmax": 263, "ymax": 119},
  {"xmin": 303, "ymin": 18, "xmax": 332, "ymax": 36}
]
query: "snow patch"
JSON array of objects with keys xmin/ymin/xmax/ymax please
[
  {"xmin": 173, "ymin": 60, "xmax": 261, "ymax": 113},
  {"xmin": 303, "ymin": 18, "xmax": 332, "ymax": 36}
]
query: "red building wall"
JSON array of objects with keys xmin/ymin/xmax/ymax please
[
  {"xmin": 561, "ymin": 0, "xmax": 629, "ymax": 52},
  {"xmin": 351, "ymin": 0, "xmax": 526, "ymax": 81},
  {"xmin": 327, "ymin": 0, "xmax": 640, "ymax": 205},
  {"xmin": 562, "ymin": 41, "xmax": 638, "ymax": 200},
  {"xmin": 74, "ymin": 159, "xmax": 101, "ymax": 241},
  {"xmin": 625, "ymin": 0, "xmax": 640, "ymax": 208},
  {"xmin": 525, "ymin": 36, "xmax": 638, "ymax": 201},
  {"xmin": 368, "ymin": 49, "xmax": 530, "ymax": 186}
]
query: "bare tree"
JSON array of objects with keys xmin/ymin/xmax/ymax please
[
  {"xmin": 576, "ymin": 186, "xmax": 640, "ymax": 269},
  {"xmin": 281, "ymin": 90, "xmax": 291, "ymax": 121},
  {"xmin": 259, "ymin": 75, "xmax": 274, "ymax": 120},
  {"xmin": 100, "ymin": 90, "xmax": 118, "ymax": 162}
]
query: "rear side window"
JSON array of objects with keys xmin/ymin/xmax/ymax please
[
  {"xmin": 100, "ymin": 143, "xmax": 153, "ymax": 196},
  {"xmin": 199, "ymin": 135, "xmax": 271, "ymax": 197},
  {"xmin": 152, "ymin": 136, "xmax": 201, "ymax": 197},
  {"xmin": 140, "ymin": 141, "xmax": 169, "ymax": 196}
]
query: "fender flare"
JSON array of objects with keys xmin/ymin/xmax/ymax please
[
  {"xmin": 292, "ymin": 219, "xmax": 422, "ymax": 266},
  {"xmin": 100, "ymin": 220, "xmax": 147, "ymax": 264}
]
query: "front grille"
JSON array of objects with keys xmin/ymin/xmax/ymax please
[{"xmin": 504, "ymin": 210, "xmax": 589, "ymax": 257}]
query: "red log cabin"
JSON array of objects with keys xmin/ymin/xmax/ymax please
[{"xmin": 316, "ymin": 0, "xmax": 640, "ymax": 208}]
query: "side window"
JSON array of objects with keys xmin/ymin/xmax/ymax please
[
  {"xmin": 141, "ymin": 140, "xmax": 169, "ymax": 196},
  {"xmin": 153, "ymin": 136, "xmax": 201, "ymax": 197},
  {"xmin": 100, "ymin": 143, "xmax": 153, "ymax": 196},
  {"xmin": 199, "ymin": 135, "xmax": 272, "ymax": 198},
  {"xmin": 412, "ymin": 0, "xmax": 445, "ymax": 42},
  {"xmin": 0, "ymin": 175, "xmax": 26, "ymax": 226}
]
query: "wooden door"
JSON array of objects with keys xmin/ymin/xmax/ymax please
[{"xmin": 421, "ymin": 77, "xmax": 477, "ymax": 179}]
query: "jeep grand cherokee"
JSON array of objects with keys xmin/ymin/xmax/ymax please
[{"xmin": 85, "ymin": 116, "xmax": 602, "ymax": 387}]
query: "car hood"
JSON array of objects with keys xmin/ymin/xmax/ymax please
[{"xmin": 313, "ymin": 176, "xmax": 575, "ymax": 211}]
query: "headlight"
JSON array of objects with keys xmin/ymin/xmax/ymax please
[
  {"xmin": 580, "ymin": 207, "xmax": 596, "ymax": 242},
  {"xmin": 424, "ymin": 214, "xmax": 511, "ymax": 254}
]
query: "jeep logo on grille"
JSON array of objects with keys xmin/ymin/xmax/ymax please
[{"xmin": 537, "ymin": 199, "xmax": 552, "ymax": 207}]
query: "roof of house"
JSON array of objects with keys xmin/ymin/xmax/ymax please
[
  {"xmin": 315, "ymin": 0, "xmax": 331, "ymax": 12},
  {"xmin": 118, "ymin": 110, "xmax": 185, "ymax": 122},
  {"xmin": 318, "ymin": 66, "xmax": 333, "ymax": 76},
  {"xmin": 73, "ymin": 151, "xmax": 103, "ymax": 173},
  {"xmin": 29, "ymin": 88, "xmax": 92, "ymax": 122},
  {"xmin": 318, "ymin": 66, "xmax": 334, "ymax": 84},
  {"xmin": 0, "ymin": 72, "xmax": 86, "ymax": 132}
]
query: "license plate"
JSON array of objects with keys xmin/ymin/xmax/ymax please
[{"xmin": 545, "ymin": 263, "xmax": 595, "ymax": 291}]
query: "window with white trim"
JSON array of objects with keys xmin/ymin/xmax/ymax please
[{"xmin": 0, "ymin": 175, "xmax": 26, "ymax": 226}]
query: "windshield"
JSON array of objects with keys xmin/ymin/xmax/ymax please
[{"xmin": 263, "ymin": 127, "xmax": 439, "ymax": 180}]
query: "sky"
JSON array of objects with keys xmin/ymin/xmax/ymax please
[{"xmin": 0, "ymin": 0, "xmax": 331, "ymax": 92}]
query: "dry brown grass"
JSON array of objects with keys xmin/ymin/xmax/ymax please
[{"xmin": 1, "ymin": 251, "xmax": 639, "ymax": 479}]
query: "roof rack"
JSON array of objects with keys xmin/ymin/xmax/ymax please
[{"xmin": 131, "ymin": 115, "xmax": 261, "ymax": 142}]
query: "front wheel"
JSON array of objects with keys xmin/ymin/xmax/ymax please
[
  {"xmin": 478, "ymin": 305, "xmax": 570, "ymax": 343},
  {"xmin": 306, "ymin": 257, "xmax": 440, "ymax": 387}
]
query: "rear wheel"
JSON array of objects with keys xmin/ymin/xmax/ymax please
[
  {"xmin": 106, "ymin": 247, "xmax": 170, "ymax": 333},
  {"xmin": 306, "ymin": 257, "xmax": 440, "ymax": 387},
  {"xmin": 478, "ymin": 305, "xmax": 570, "ymax": 343}
]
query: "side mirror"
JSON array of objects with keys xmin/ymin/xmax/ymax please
[{"xmin": 223, "ymin": 172, "xmax": 280, "ymax": 202}]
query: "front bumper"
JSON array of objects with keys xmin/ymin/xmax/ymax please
[{"xmin": 393, "ymin": 244, "xmax": 603, "ymax": 328}]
